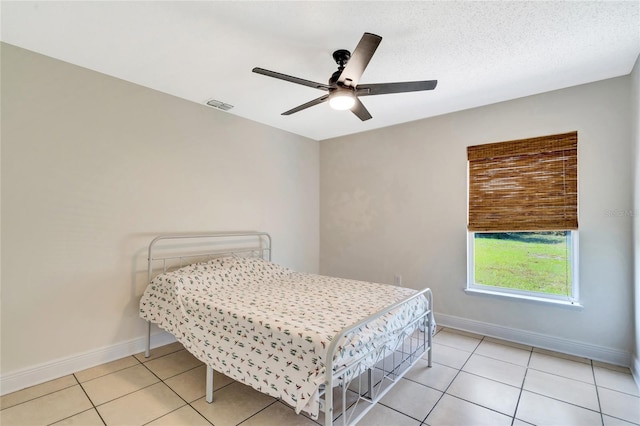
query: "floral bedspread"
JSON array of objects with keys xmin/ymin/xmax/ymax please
[{"xmin": 139, "ymin": 256, "xmax": 429, "ymax": 418}]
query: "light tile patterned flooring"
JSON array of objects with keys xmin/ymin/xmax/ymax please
[{"xmin": 1, "ymin": 328, "xmax": 639, "ymax": 425}]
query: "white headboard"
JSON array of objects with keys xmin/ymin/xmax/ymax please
[{"xmin": 147, "ymin": 231, "xmax": 272, "ymax": 282}]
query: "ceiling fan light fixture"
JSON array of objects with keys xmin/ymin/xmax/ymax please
[{"xmin": 329, "ymin": 89, "xmax": 355, "ymax": 110}]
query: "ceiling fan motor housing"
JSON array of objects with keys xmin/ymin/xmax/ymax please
[
  {"xmin": 330, "ymin": 49, "xmax": 351, "ymax": 85},
  {"xmin": 332, "ymin": 49, "xmax": 351, "ymax": 67}
]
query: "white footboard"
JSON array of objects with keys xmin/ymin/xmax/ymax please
[
  {"xmin": 323, "ymin": 287, "xmax": 433, "ymax": 426},
  {"xmin": 201, "ymin": 287, "xmax": 434, "ymax": 425}
]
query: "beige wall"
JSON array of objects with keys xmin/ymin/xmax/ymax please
[
  {"xmin": 1, "ymin": 43, "xmax": 319, "ymax": 377},
  {"xmin": 320, "ymin": 76, "xmax": 634, "ymax": 360}
]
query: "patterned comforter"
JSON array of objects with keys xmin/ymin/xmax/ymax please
[{"xmin": 139, "ymin": 256, "xmax": 429, "ymax": 418}]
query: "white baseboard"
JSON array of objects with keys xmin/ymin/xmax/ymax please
[
  {"xmin": 0, "ymin": 332, "xmax": 176, "ymax": 396},
  {"xmin": 436, "ymin": 312, "xmax": 633, "ymax": 368}
]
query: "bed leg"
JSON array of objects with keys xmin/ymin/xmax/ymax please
[
  {"xmin": 325, "ymin": 381, "xmax": 333, "ymax": 426},
  {"xmin": 427, "ymin": 313, "xmax": 433, "ymax": 368},
  {"xmin": 145, "ymin": 321, "xmax": 151, "ymax": 358},
  {"xmin": 206, "ymin": 365, "xmax": 214, "ymax": 403}
]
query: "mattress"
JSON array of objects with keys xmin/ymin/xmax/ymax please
[{"xmin": 139, "ymin": 256, "xmax": 428, "ymax": 418}]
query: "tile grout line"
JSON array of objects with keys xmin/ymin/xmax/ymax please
[
  {"xmin": 45, "ymin": 408, "xmax": 105, "ymax": 426},
  {"xmin": 522, "ymin": 343, "xmax": 606, "ymax": 420},
  {"xmin": 78, "ymin": 360, "xmax": 165, "ymax": 408},
  {"xmin": 418, "ymin": 327, "xmax": 453, "ymax": 425},
  {"xmin": 72, "ymin": 373, "xmax": 107, "ymax": 426},
  {"xmin": 376, "ymin": 402, "xmax": 427, "ymax": 424},
  {"xmin": 419, "ymin": 330, "xmax": 484, "ymax": 425},
  {"xmin": 520, "ymin": 388, "xmax": 604, "ymax": 415},
  {"xmin": 77, "ymin": 348, "xmax": 206, "ymax": 426},
  {"xmin": 75, "ymin": 355, "xmax": 145, "ymax": 385},
  {"xmin": 140, "ymin": 404, "xmax": 213, "ymax": 426},
  {"xmin": 137, "ymin": 354, "xmax": 202, "ymax": 425},
  {"xmin": 140, "ymin": 348, "xmax": 240, "ymax": 425},
  {"xmin": 510, "ymin": 346, "xmax": 534, "ymax": 426},
  {"xmin": 0, "ymin": 375, "xmax": 106, "ymax": 426},
  {"xmin": 478, "ymin": 339, "xmax": 623, "ymax": 417},
  {"xmin": 443, "ymin": 336, "xmax": 529, "ymax": 423},
  {"xmin": 427, "ymin": 330, "xmax": 575, "ymax": 425},
  {"xmin": 374, "ymin": 340, "xmax": 445, "ymax": 424},
  {"xmin": 235, "ymin": 400, "xmax": 288, "ymax": 426},
  {"xmin": 0, "ymin": 381, "xmax": 79, "ymax": 412},
  {"xmin": 590, "ymin": 359, "xmax": 606, "ymax": 426}
]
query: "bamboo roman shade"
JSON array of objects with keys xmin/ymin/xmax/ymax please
[{"xmin": 467, "ymin": 131, "xmax": 578, "ymax": 232}]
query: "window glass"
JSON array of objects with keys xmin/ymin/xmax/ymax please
[{"xmin": 470, "ymin": 231, "xmax": 576, "ymax": 301}]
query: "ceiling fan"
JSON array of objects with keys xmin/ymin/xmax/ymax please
[{"xmin": 252, "ymin": 32, "xmax": 438, "ymax": 121}]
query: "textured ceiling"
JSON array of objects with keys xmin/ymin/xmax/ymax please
[{"xmin": 2, "ymin": 1, "xmax": 639, "ymax": 141}]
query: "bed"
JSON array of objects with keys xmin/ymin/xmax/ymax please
[{"xmin": 139, "ymin": 232, "xmax": 434, "ymax": 425}]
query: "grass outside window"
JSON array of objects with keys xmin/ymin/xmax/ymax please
[{"xmin": 470, "ymin": 231, "xmax": 576, "ymax": 300}]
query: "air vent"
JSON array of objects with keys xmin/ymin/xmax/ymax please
[{"xmin": 205, "ymin": 98, "xmax": 234, "ymax": 111}]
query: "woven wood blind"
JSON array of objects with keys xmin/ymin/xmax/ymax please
[{"xmin": 467, "ymin": 131, "xmax": 578, "ymax": 232}]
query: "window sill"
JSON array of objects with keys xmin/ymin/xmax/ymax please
[{"xmin": 464, "ymin": 287, "xmax": 583, "ymax": 310}]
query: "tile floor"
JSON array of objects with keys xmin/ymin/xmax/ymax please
[{"xmin": 1, "ymin": 327, "xmax": 639, "ymax": 425}]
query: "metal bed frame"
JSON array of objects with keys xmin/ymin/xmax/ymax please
[{"xmin": 143, "ymin": 232, "xmax": 433, "ymax": 426}]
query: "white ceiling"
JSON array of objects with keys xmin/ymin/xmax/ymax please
[{"xmin": 2, "ymin": 1, "xmax": 639, "ymax": 141}]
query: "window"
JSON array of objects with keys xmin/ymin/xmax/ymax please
[{"xmin": 466, "ymin": 132, "xmax": 579, "ymax": 305}]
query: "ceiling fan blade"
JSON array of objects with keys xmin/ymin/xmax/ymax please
[
  {"xmin": 350, "ymin": 97, "xmax": 372, "ymax": 121},
  {"xmin": 282, "ymin": 94, "xmax": 330, "ymax": 116},
  {"xmin": 356, "ymin": 80, "xmax": 438, "ymax": 96},
  {"xmin": 253, "ymin": 67, "xmax": 332, "ymax": 91},
  {"xmin": 338, "ymin": 33, "xmax": 382, "ymax": 88}
]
